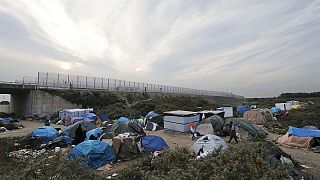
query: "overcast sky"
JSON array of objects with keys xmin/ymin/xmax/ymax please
[{"xmin": 0, "ymin": 0, "xmax": 319, "ymax": 97}]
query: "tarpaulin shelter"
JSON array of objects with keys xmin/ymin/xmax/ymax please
[
  {"xmin": 145, "ymin": 122, "xmax": 162, "ymax": 131},
  {"xmin": 31, "ymin": 126, "xmax": 58, "ymax": 144},
  {"xmin": 191, "ymin": 134, "xmax": 228, "ymax": 154},
  {"xmin": 113, "ymin": 135, "xmax": 140, "ymax": 160},
  {"xmin": 0, "ymin": 117, "xmax": 13, "ymax": 124},
  {"xmin": 243, "ymin": 109, "xmax": 274, "ymax": 125},
  {"xmin": 237, "ymin": 105, "xmax": 252, "ymax": 113},
  {"xmin": 98, "ymin": 114, "xmax": 109, "ymax": 122},
  {"xmin": 145, "ymin": 111, "xmax": 160, "ymax": 120},
  {"xmin": 195, "ymin": 124, "xmax": 214, "ymax": 136},
  {"xmin": 201, "ymin": 115, "xmax": 225, "ymax": 134},
  {"xmin": 271, "ymin": 107, "xmax": 281, "ymax": 114},
  {"xmin": 117, "ymin": 117, "xmax": 131, "ymax": 123},
  {"xmin": 225, "ymin": 118, "xmax": 267, "ymax": 139},
  {"xmin": 68, "ymin": 140, "xmax": 116, "ymax": 169},
  {"xmin": 141, "ymin": 136, "xmax": 168, "ymax": 152},
  {"xmin": 83, "ymin": 113, "xmax": 97, "ymax": 120},
  {"xmin": 105, "ymin": 122, "xmax": 145, "ymax": 138},
  {"xmin": 86, "ymin": 128, "xmax": 103, "ymax": 140},
  {"xmin": 51, "ymin": 135, "xmax": 72, "ymax": 148},
  {"xmin": 63, "ymin": 121, "xmax": 96, "ymax": 139},
  {"xmin": 278, "ymin": 126, "xmax": 320, "ymax": 149}
]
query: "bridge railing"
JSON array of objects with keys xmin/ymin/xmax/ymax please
[{"xmin": 36, "ymin": 72, "xmax": 243, "ymax": 99}]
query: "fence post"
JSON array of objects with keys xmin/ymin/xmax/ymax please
[
  {"xmin": 107, "ymin": 78, "xmax": 109, "ymax": 91},
  {"xmin": 101, "ymin": 78, "xmax": 104, "ymax": 89},
  {"xmin": 77, "ymin": 76, "xmax": 79, "ymax": 89},
  {"xmin": 46, "ymin": 72, "xmax": 48, "ymax": 88},
  {"xmin": 93, "ymin": 77, "xmax": 96, "ymax": 89},
  {"xmin": 86, "ymin": 76, "xmax": 88, "ymax": 89},
  {"xmin": 57, "ymin": 73, "xmax": 59, "ymax": 88}
]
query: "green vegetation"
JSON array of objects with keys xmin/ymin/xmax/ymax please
[
  {"xmin": 45, "ymin": 89, "xmax": 218, "ymax": 119},
  {"xmin": 121, "ymin": 142, "xmax": 290, "ymax": 180}
]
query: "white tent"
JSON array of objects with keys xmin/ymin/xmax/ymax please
[{"xmin": 191, "ymin": 134, "xmax": 228, "ymax": 154}]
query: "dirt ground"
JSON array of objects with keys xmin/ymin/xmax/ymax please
[
  {"xmin": 1, "ymin": 121, "xmax": 320, "ymax": 179},
  {"xmin": 0, "ymin": 120, "xmax": 64, "ymax": 138}
]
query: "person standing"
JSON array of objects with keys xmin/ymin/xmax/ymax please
[
  {"xmin": 228, "ymin": 121, "xmax": 238, "ymax": 143},
  {"xmin": 75, "ymin": 124, "xmax": 85, "ymax": 145}
]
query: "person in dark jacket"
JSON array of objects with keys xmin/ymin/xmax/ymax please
[
  {"xmin": 75, "ymin": 124, "xmax": 85, "ymax": 145},
  {"xmin": 228, "ymin": 121, "xmax": 238, "ymax": 143}
]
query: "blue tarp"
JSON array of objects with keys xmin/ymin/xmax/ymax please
[
  {"xmin": 86, "ymin": 128, "xmax": 103, "ymax": 140},
  {"xmin": 145, "ymin": 111, "xmax": 159, "ymax": 120},
  {"xmin": 99, "ymin": 114, "xmax": 109, "ymax": 122},
  {"xmin": 271, "ymin": 107, "xmax": 281, "ymax": 114},
  {"xmin": 53, "ymin": 135, "xmax": 72, "ymax": 147},
  {"xmin": 117, "ymin": 117, "xmax": 131, "ymax": 123},
  {"xmin": 83, "ymin": 113, "xmax": 97, "ymax": 120},
  {"xmin": 68, "ymin": 140, "xmax": 116, "ymax": 169},
  {"xmin": 288, "ymin": 126, "xmax": 320, "ymax": 137},
  {"xmin": 31, "ymin": 126, "xmax": 58, "ymax": 144},
  {"xmin": 237, "ymin": 105, "xmax": 252, "ymax": 113},
  {"xmin": 141, "ymin": 135, "xmax": 168, "ymax": 152},
  {"xmin": 0, "ymin": 117, "xmax": 13, "ymax": 124}
]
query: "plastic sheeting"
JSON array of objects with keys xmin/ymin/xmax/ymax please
[
  {"xmin": 288, "ymin": 126, "xmax": 320, "ymax": 137},
  {"xmin": 68, "ymin": 140, "xmax": 116, "ymax": 169},
  {"xmin": 31, "ymin": 126, "xmax": 58, "ymax": 144},
  {"xmin": 191, "ymin": 134, "xmax": 228, "ymax": 154},
  {"xmin": 141, "ymin": 136, "xmax": 168, "ymax": 152},
  {"xmin": 117, "ymin": 117, "xmax": 131, "ymax": 123},
  {"xmin": 83, "ymin": 113, "xmax": 97, "ymax": 120},
  {"xmin": 86, "ymin": 128, "xmax": 103, "ymax": 140},
  {"xmin": 0, "ymin": 117, "xmax": 13, "ymax": 124},
  {"xmin": 63, "ymin": 121, "xmax": 96, "ymax": 139}
]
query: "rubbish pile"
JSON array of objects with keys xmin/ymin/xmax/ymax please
[{"xmin": 8, "ymin": 149, "xmax": 47, "ymax": 159}]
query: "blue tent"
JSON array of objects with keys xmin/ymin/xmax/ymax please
[
  {"xmin": 271, "ymin": 107, "xmax": 281, "ymax": 114},
  {"xmin": 0, "ymin": 117, "xmax": 13, "ymax": 124},
  {"xmin": 117, "ymin": 117, "xmax": 131, "ymax": 123},
  {"xmin": 85, "ymin": 128, "xmax": 103, "ymax": 140},
  {"xmin": 145, "ymin": 111, "xmax": 159, "ymax": 120},
  {"xmin": 31, "ymin": 126, "xmax": 58, "ymax": 144},
  {"xmin": 99, "ymin": 114, "xmax": 109, "ymax": 122},
  {"xmin": 237, "ymin": 105, "xmax": 251, "ymax": 113},
  {"xmin": 83, "ymin": 113, "xmax": 97, "ymax": 120},
  {"xmin": 141, "ymin": 135, "xmax": 168, "ymax": 152},
  {"xmin": 288, "ymin": 126, "xmax": 320, "ymax": 137},
  {"xmin": 68, "ymin": 140, "xmax": 116, "ymax": 169}
]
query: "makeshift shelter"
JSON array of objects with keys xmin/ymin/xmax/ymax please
[
  {"xmin": 141, "ymin": 136, "xmax": 168, "ymax": 152},
  {"xmin": 117, "ymin": 117, "xmax": 131, "ymax": 123},
  {"xmin": 271, "ymin": 107, "xmax": 281, "ymax": 114},
  {"xmin": 98, "ymin": 114, "xmax": 109, "ymax": 122},
  {"xmin": 278, "ymin": 126, "xmax": 320, "ymax": 149},
  {"xmin": 191, "ymin": 134, "xmax": 228, "ymax": 154},
  {"xmin": 31, "ymin": 126, "xmax": 58, "ymax": 144},
  {"xmin": 243, "ymin": 109, "xmax": 274, "ymax": 125},
  {"xmin": 195, "ymin": 124, "xmax": 214, "ymax": 136},
  {"xmin": 201, "ymin": 115, "xmax": 225, "ymax": 134},
  {"xmin": 59, "ymin": 108, "xmax": 93, "ymax": 121},
  {"xmin": 0, "ymin": 117, "xmax": 13, "ymax": 124},
  {"xmin": 113, "ymin": 135, "xmax": 140, "ymax": 160},
  {"xmin": 145, "ymin": 111, "xmax": 160, "ymax": 121},
  {"xmin": 68, "ymin": 140, "xmax": 116, "ymax": 169},
  {"xmin": 83, "ymin": 113, "xmax": 97, "ymax": 120},
  {"xmin": 237, "ymin": 105, "xmax": 252, "ymax": 113},
  {"xmin": 106, "ymin": 122, "xmax": 145, "ymax": 138},
  {"xmin": 275, "ymin": 103, "xmax": 291, "ymax": 111},
  {"xmin": 224, "ymin": 118, "xmax": 267, "ymax": 139},
  {"xmin": 291, "ymin": 105, "xmax": 302, "ymax": 110},
  {"xmin": 71, "ymin": 117, "xmax": 84, "ymax": 124},
  {"xmin": 163, "ymin": 110, "xmax": 199, "ymax": 132},
  {"xmin": 148, "ymin": 116, "xmax": 164, "ymax": 128},
  {"xmin": 217, "ymin": 107, "xmax": 233, "ymax": 118},
  {"xmin": 63, "ymin": 121, "xmax": 96, "ymax": 139},
  {"xmin": 86, "ymin": 128, "xmax": 103, "ymax": 140},
  {"xmin": 145, "ymin": 122, "xmax": 162, "ymax": 131},
  {"xmin": 51, "ymin": 135, "xmax": 72, "ymax": 148},
  {"xmin": 198, "ymin": 110, "xmax": 224, "ymax": 121}
]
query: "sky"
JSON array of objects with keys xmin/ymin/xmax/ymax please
[{"xmin": 0, "ymin": 0, "xmax": 319, "ymax": 97}]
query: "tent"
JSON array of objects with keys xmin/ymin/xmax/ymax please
[
  {"xmin": 51, "ymin": 135, "xmax": 72, "ymax": 148},
  {"xmin": 86, "ymin": 128, "xmax": 103, "ymax": 140},
  {"xmin": 195, "ymin": 124, "xmax": 214, "ymax": 136},
  {"xmin": 141, "ymin": 136, "xmax": 168, "ymax": 152},
  {"xmin": 237, "ymin": 105, "xmax": 252, "ymax": 113},
  {"xmin": 0, "ymin": 117, "xmax": 13, "ymax": 124},
  {"xmin": 98, "ymin": 114, "xmax": 109, "ymax": 122},
  {"xmin": 145, "ymin": 111, "xmax": 160, "ymax": 120},
  {"xmin": 271, "ymin": 107, "xmax": 281, "ymax": 114},
  {"xmin": 117, "ymin": 117, "xmax": 131, "ymax": 123},
  {"xmin": 68, "ymin": 140, "xmax": 116, "ymax": 169},
  {"xmin": 243, "ymin": 109, "xmax": 274, "ymax": 125},
  {"xmin": 31, "ymin": 126, "xmax": 58, "ymax": 144},
  {"xmin": 191, "ymin": 134, "xmax": 228, "ymax": 154},
  {"xmin": 113, "ymin": 136, "xmax": 140, "ymax": 160},
  {"xmin": 278, "ymin": 127, "xmax": 320, "ymax": 149},
  {"xmin": 71, "ymin": 117, "xmax": 84, "ymax": 124},
  {"xmin": 224, "ymin": 118, "xmax": 267, "ymax": 139},
  {"xmin": 148, "ymin": 116, "xmax": 164, "ymax": 128},
  {"xmin": 63, "ymin": 121, "xmax": 96, "ymax": 139},
  {"xmin": 201, "ymin": 115, "xmax": 225, "ymax": 134},
  {"xmin": 145, "ymin": 122, "xmax": 162, "ymax": 131},
  {"xmin": 83, "ymin": 113, "xmax": 97, "ymax": 120},
  {"xmin": 106, "ymin": 122, "xmax": 145, "ymax": 137}
]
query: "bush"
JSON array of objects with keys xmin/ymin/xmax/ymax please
[{"xmin": 120, "ymin": 142, "xmax": 291, "ymax": 180}]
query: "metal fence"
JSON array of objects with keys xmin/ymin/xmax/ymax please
[{"xmin": 36, "ymin": 72, "xmax": 243, "ymax": 99}]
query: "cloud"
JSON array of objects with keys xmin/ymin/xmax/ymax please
[{"xmin": 0, "ymin": 0, "xmax": 319, "ymax": 97}]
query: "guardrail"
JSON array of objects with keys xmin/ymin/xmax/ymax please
[{"xmin": 34, "ymin": 72, "xmax": 243, "ymax": 99}]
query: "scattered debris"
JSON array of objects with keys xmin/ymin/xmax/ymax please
[
  {"xmin": 8, "ymin": 149, "xmax": 47, "ymax": 159},
  {"xmin": 97, "ymin": 164, "xmax": 113, "ymax": 171}
]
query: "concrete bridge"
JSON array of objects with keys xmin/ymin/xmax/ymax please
[{"xmin": 0, "ymin": 72, "xmax": 244, "ymax": 116}]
